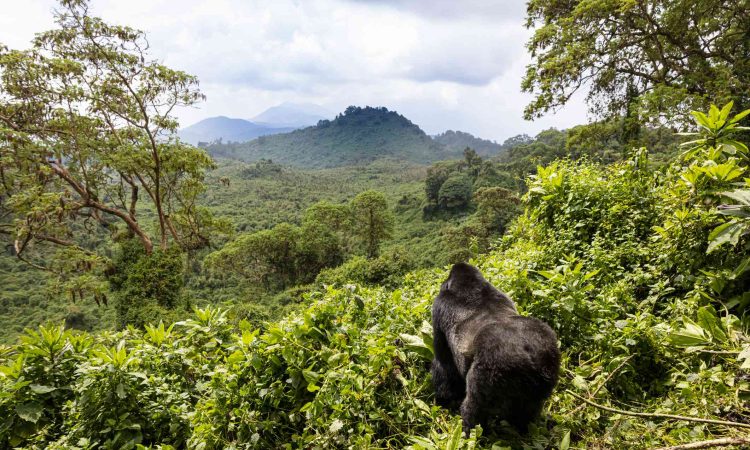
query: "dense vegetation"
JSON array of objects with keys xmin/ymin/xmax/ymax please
[
  {"xmin": 204, "ymin": 106, "xmax": 459, "ymax": 168},
  {"xmin": 0, "ymin": 120, "xmax": 705, "ymax": 343},
  {"xmin": 2, "ymin": 104, "xmax": 749, "ymax": 449}
]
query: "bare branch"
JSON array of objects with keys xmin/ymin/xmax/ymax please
[{"xmin": 567, "ymin": 390, "xmax": 750, "ymax": 430}]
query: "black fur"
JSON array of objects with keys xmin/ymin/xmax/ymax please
[{"xmin": 431, "ymin": 263, "xmax": 561, "ymax": 434}]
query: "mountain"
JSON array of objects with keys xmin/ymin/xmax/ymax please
[
  {"xmin": 432, "ymin": 130, "xmax": 504, "ymax": 156},
  {"xmin": 178, "ymin": 116, "xmax": 294, "ymax": 145},
  {"xmin": 252, "ymin": 102, "xmax": 332, "ymax": 128},
  {"xmin": 205, "ymin": 106, "xmax": 460, "ymax": 168}
]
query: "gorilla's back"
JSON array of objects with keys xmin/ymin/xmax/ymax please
[{"xmin": 474, "ymin": 315, "xmax": 560, "ymax": 396}]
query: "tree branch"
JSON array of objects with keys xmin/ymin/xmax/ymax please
[
  {"xmin": 567, "ymin": 390, "xmax": 750, "ymax": 430},
  {"xmin": 651, "ymin": 437, "xmax": 750, "ymax": 450}
]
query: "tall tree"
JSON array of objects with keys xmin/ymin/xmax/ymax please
[
  {"xmin": 350, "ymin": 190, "xmax": 394, "ymax": 258},
  {"xmin": 523, "ymin": 0, "xmax": 750, "ymax": 124},
  {"xmin": 0, "ymin": 0, "xmax": 217, "ymax": 280}
]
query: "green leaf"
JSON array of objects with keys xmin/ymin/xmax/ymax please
[
  {"xmin": 669, "ymin": 318, "xmax": 709, "ymax": 347},
  {"xmin": 409, "ymin": 436, "xmax": 438, "ymax": 450},
  {"xmin": 414, "ymin": 398, "xmax": 432, "ymax": 415},
  {"xmin": 399, "ymin": 333, "xmax": 434, "ymax": 361},
  {"xmin": 447, "ymin": 420, "xmax": 463, "ymax": 450},
  {"xmin": 691, "ymin": 111, "xmax": 712, "ymax": 130},
  {"xmin": 728, "ymin": 108, "xmax": 750, "ymax": 125},
  {"xmin": 16, "ymin": 402, "xmax": 43, "ymax": 423},
  {"xmin": 560, "ymin": 430, "xmax": 571, "ymax": 450},
  {"xmin": 302, "ymin": 369, "xmax": 320, "ymax": 384},
  {"xmin": 721, "ymin": 189, "xmax": 750, "ymax": 206},
  {"xmin": 739, "ymin": 345, "xmax": 750, "ymax": 369},
  {"xmin": 696, "ymin": 306, "xmax": 727, "ymax": 343},
  {"xmin": 719, "ymin": 101, "xmax": 733, "ymax": 123},
  {"xmin": 116, "ymin": 383, "xmax": 126, "ymax": 399},
  {"xmin": 29, "ymin": 384, "xmax": 56, "ymax": 394},
  {"xmin": 707, "ymin": 221, "xmax": 744, "ymax": 253}
]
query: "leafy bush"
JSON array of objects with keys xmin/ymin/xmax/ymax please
[
  {"xmin": 316, "ymin": 246, "xmax": 416, "ymax": 288},
  {"xmin": 110, "ymin": 239, "xmax": 188, "ymax": 328}
]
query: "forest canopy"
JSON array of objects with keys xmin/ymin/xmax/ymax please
[{"xmin": 523, "ymin": 0, "xmax": 750, "ymax": 124}]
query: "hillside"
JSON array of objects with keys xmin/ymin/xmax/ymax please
[
  {"xmin": 204, "ymin": 106, "xmax": 460, "ymax": 168},
  {"xmin": 177, "ymin": 116, "xmax": 294, "ymax": 145},
  {"xmin": 433, "ymin": 130, "xmax": 505, "ymax": 156}
]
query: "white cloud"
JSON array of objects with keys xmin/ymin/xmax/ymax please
[{"xmin": 0, "ymin": 0, "xmax": 589, "ymax": 142}]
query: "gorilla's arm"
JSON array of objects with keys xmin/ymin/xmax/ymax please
[{"xmin": 431, "ymin": 325, "xmax": 465, "ymax": 408}]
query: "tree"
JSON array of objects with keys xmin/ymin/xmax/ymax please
[
  {"xmin": 205, "ymin": 223, "xmax": 302, "ymax": 291},
  {"xmin": 303, "ymin": 201, "xmax": 351, "ymax": 234},
  {"xmin": 303, "ymin": 200, "xmax": 353, "ymax": 254},
  {"xmin": 425, "ymin": 160, "xmax": 464, "ymax": 204},
  {"xmin": 463, "ymin": 147, "xmax": 483, "ymax": 177},
  {"xmin": 350, "ymin": 190, "xmax": 394, "ymax": 258},
  {"xmin": 109, "ymin": 238, "xmax": 185, "ymax": 328},
  {"xmin": 473, "ymin": 187, "xmax": 521, "ymax": 234},
  {"xmin": 523, "ymin": 0, "xmax": 750, "ymax": 123},
  {"xmin": 0, "ymin": 0, "xmax": 217, "ymax": 286},
  {"xmin": 438, "ymin": 173, "xmax": 473, "ymax": 210}
]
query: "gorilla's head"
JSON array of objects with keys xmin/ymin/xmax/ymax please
[
  {"xmin": 441, "ymin": 263, "xmax": 517, "ymax": 312},
  {"xmin": 442, "ymin": 262, "xmax": 486, "ymax": 294}
]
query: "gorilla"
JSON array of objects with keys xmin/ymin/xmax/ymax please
[{"xmin": 431, "ymin": 263, "xmax": 560, "ymax": 434}]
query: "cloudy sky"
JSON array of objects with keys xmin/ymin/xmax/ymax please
[{"xmin": 1, "ymin": 0, "xmax": 589, "ymax": 142}]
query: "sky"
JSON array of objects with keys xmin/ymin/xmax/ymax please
[{"xmin": 1, "ymin": 0, "xmax": 590, "ymax": 143}]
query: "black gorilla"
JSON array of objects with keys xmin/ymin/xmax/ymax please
[{"xmin": 431, "ymin": 263, "xmax": 560, "ymax": 434}]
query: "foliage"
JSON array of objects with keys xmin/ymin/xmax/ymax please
[
  {"xmin": 350, "ymin": 190, "xmax": 395, "ymax": 258},
  {"xmin": 205, "ymin": 222, "xmax": 334, "ymax": 292},
  {"xmin": 206, "ymin": 189, "xmax": 395, "ymax": 291},
  {"xmin": 0, "ymin": 0, "xmax": 216, "ymax": 259},
  {"xmin": 440, "ymin": 187, "xmax": 522, "ymax": 263},
  {"xmin": 523, "ymin": 0, "xmax": 750, "ymax": 122},
  {"xmin": 0, "ymin": 0, "xmax": 227, "ymax": 325},
  {"xmin": 438, "ymin": 173, "xmax": 473, "ymax": 210},
  {"xmin": 316, "ymin": 246, "xmax": 416, "ymax": 288},
  {"xmin": 110, "ymin": 238, "xmax": 187, "ymax": 328},
  {"xmin": 425, "ymin": 161, "xmax": 465, "ymax": 205}
]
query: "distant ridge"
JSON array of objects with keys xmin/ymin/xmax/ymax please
[
  {"xmin": 205, "ymin": 106, "xmax": 461, "ymax": 168},
  {"xmin": 252, "ymin": 102, "xmax": 332, "ymax": 128},
  {"xmin": 178, "ymin": 116, "xmax": 293, "ymax": 145}
]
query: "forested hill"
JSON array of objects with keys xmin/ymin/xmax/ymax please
[
  {"xmin": 432, "ymin": 130, "xmax": 505, "ymax": 156},
  {"xmin": 203, "ymin": 106, "xmax": 460, "ymax": 168}
]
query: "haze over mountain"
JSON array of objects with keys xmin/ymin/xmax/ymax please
[
  {"xmin": 251, "ymin": 102, "xmax": 332, "ymax": 128},
  {"xmin": 205, "ymin": 106, "xmax": 460, "ymax": 168},
  {"xmin": 178, "ymin": 103, "xmax": 332, "ymax": 145},
  {"xmin": 178, "ymin": 116, "xmax": 294, "ymax": 145}
]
